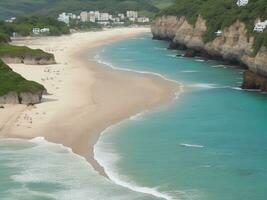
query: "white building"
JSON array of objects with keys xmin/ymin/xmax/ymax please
[
  {"xmin": 57, "ymin": 13, "xmax": 70, "ymax": 25},
  {"xmin": 137, "ymin": 17, "xmax": 150, "ymax": 23},
  {"xmin": 236, "ymin": 0, "xmax": 249, "ymax": 7},
  {"xmin": 40, "ymin": 28, "xmax": 50, "ymax": 33},
  {"xmin": 118, "ymin": 13, "xmax": 125, "ymax": 20},
  {"xmin": 129, "ymin": 17, "xmax": 136, "ymax": 22},
  {"xmin": 88, "ymin": 11, "xmax": 96, "ymax": 22},
  {"xmin": 254, "ymin": 21, "xmax": 267, "ymax": 32},
  {"xmin": 67, "ymin": 13, "xmax": 77, "ymax": 19},
  {"xmin": 80, "ymin": 11, "xmax": 88, "ymax": 22},
  {"xmin": 5, "ymin": 17, "xmax": 16, "ymax": 23},
  {"xmin": 215, "ymin": 30, "xmax": 223, "ymax": 36},
  {"xmin": 99, "ymin": 13, "xmax": 109, "ymax": 21},
  {"xmin": 33, "ymin": 27, "xmax": 50, "ymax": 35},
  {"xmin": 126, "ymin": 11, "xmax": 138, "ymax": 19},
  {"xmin": 94, "ymin": 11, "xmax": 100, "ymax": 20},
  {"xmin": 32, "ymin": 28, "xmax": 40, "ymax": 35}
]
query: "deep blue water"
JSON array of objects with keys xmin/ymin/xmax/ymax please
[{"xmin": 95, "ymin": 33, "xmax": 267, "ymax": 200}]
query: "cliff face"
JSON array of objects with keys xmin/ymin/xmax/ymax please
[
  {"xmin": 0, "ymin": 90, "xmax": 44, "ymax": 105},
  {"xmin": 0, "ymin": 55, "xmax": 55, "ymax": 65},
  {"xmin": 151, "ymin": 16, "xmax": 267, "ymax": 91}
]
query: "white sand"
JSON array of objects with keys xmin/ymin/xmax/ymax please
[{"xmin": 0, "ymin": 28, "xmax": 179, "ymax": 176}]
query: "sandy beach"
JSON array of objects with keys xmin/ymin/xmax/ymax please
[{"xmin": 0, "ymin": 28, "xmax": 179, "ymax": 176}]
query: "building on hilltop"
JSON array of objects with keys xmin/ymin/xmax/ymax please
[
  {"xmin": 99, "ymin": 13, "xmax": 109, "ymax": 21},
  {"xmin": 57, "ymin": 13, "xmax": 70, "ymax": 25},
  {"xmin": 32, "ymin": 28, "xmax": 40, "ymax": 35},
  {"xmin": 236, "ymin": 0, "xmax": 249, "ymax": 7},
  {"xmin": 88, "ymin": 11, "xmax": 96, "ymax": 23},
  {"xmin": 137, "ymin": 17, "xmax": 150, "ymax": 23},
  {"xmin": 254, "ymin": 20, "xmax": 267, "ymax": 32},
  {"xmin": 118, "ymin": 13, "xmax": 125, "ymax": 20},
  {"xmin": 32, "ymin": 27, "xmax": 50, "ymax": 35},
  {"xmin": 126, "ymin": 11, "xmax": 138, "ymax": 19},
  {"xmin": 80, "ymin": 11, "xmax": 88, "ymax": 22}
]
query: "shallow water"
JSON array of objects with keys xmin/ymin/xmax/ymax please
[
  {"xmin": 94, "ymin": 34, "xmax": 267, "ymax": 200},
  {"xmin": 0, "ymin": 138, "xmax": 157, "ymax": 200}
]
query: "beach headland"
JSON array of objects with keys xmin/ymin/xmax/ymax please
[{"xmin": 0, "ymin": 28, "xmax": 179, "ymax": 177}]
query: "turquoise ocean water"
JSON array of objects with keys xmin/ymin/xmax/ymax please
[{"xmin": 1, "ymin": 34, "xmax": 267, "ymax": 200}]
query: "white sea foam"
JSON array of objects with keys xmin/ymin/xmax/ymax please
[
  {"xmin": 129, "ymin": 112, "xmax": 146, "ymax": 121},
  {"xmin": 94, "ymin": 54, "xmax": 181, "ymax": 86},
  {"xmin": 180, "ymin": 143, "xmax": 204, "ymax": 148},
  {"xmin": 95, "ymin": 129, "xmax": 175, "ymax": 200},
  {"xmin": 154, "ymin": 47, "xmax": 167, "ymax": 51},
  {"xmin": 93, "ymin": 52, "xmax": 184, "ymax": 200},
  {"xmin": 29, "ymin": 137, "xmax": 47, "ymax": 144},
  {"xmin": 5, "ymin": 138, "xmax": 150, "ymax": 200},
  {"xmin": 195, "ymin": 59, "xmax": 205, "ymax": 62},
  {"xmin": 181, "ymin": 70, "xmax": 199, "ymax": 73},
  {"xmin": 191, "ymin": 83, "xmax": 219, "ymax": 89},
  {"xmin": 211, "ymin": 65, "xmax": 225, "ymax": 68},
  {"xmin": 166, "ymin": 54, "xmax": 177, "ymax": 58}
]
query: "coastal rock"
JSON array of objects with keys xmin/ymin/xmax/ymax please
[
  {"xmin": 242, "ymin": 70, "xmax": 267, "ymax": 91},
  {"xmin": 1, "ymin": 56, "xmax": 56, "ymax": 65},
  {"xmin": 151, "ymin": 16, "xmax": 267, "ymax": 91},
  {"xmin": 0, "ymin": 91, "xmax": 44, "ymax": 105}
]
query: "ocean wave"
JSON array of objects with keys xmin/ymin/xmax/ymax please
[
  {"xmin": 191, "ymin": 83, "xmax": 219, "ymax": 89},
  {"xmin": 191, "ymin": 83, "xmax": 243, "ymax": 91},
  {"xmin": 166, "ymin": 54, "xmax": 177, "ymax": 58},
  {"xmin": 94, "ymin": 131, "xmax": 175, "ymax": 200},
  {"xmin": 211, "ymin": 65, "xmax": 225, "ymax": 68},
  {"xmin": 180, "ymin": 143, "xmax": 204, "ymax": 148},
  {"xmin": 1, "ymin": 138, "xmax": 151, "ymax": 200},
  {"xmin": 154, "ymin": 47, "xmax": 166, "ymax": 51},
  {"xmin": 195, "ymin": 59, "xmax": 205, "ymax": 62},
  {"xmin": 129, "ymin": 112, "xmax": 146, "ymax": 121},
  {"xmin": 29, "ymin": 137, "xmax": 47, "ymax": 144},
  {"xmin": 181, "ymin": 70, "xmax": 199, "ymax": 73},
  {"xmin": 94, "ymin": 55, "xmax": 181, "ymax": 86}
]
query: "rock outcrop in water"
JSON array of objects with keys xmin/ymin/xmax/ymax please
[{"xmin": 151, "ymin": 16, "xmax": 267, "ymax": 92}]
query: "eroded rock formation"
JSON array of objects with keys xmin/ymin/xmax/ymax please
[{"xmin": 151, "ymin": 16, "xmax": 267, "ymax": 92}]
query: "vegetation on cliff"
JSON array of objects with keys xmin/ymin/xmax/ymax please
[
  {"xmin": 0, "ymin": 44, "xmax": 54, "ymax": 61},
  {"xmin": 160, "ymin": 0, "xmax": 267, "ymax": 53},
  {"xmin": 0, "ymin": 33, "xmax": 10, "ymax": 43},
  {"xmin": 0, "ymin": 15, "xmax": 70, "ymax": 37},
  {"xmin": 0, "ymin": 59, "xmax": 45, "ymax": 96}
]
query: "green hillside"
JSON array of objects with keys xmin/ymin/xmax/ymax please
[
  {"xmin": 149, "ymin": 0, "xmax": 175, "ymax": 9},
  {"xmin": 0, "ymin": 0, "xmax": 160, "ymax": 19},
  {"xmin": 0, "ymin": 59, "xmax": 45, "ymax": 96},
  {"xmin": 160, "ymin": 0, "xmax": 267, "ymax": 53}
]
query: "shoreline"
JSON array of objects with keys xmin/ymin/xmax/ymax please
[{"xmin": 0, "ymin": 28, "xmax": 180, "ymax": 177}]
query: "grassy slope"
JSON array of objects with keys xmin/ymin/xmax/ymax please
[
  {"xmin": 0, "ymin": 44, "xmax": 54, "ymax": 60},
  {"xmin": 149, "ymin": 0, "xmax": 175, "ymax": 9},
  {"xmin": 0, "ymin": 0, "xmax": 159, "ymax": 19},
  {"xmin": 0, "ymin": 59, "xmax": 45, "ymax": 96},
  {"xmin": 160, "ymin": 0, "xmax": 267, "ymax": 53}
]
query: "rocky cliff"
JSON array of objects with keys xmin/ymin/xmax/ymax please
[
  {"xmin": 0, "ymin": 54, "xmax": 55, "ymax": 65},
  {"xmin": 151, "ymin": 16, "xmax": 267, "ymax": 92},
  {"xmin": 0, "ymin": 59, "xmax": 46, "ymax": 105},
  {"xmin": 0, "ymin": 90, "xmax": 44, "ymax": 105}
]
